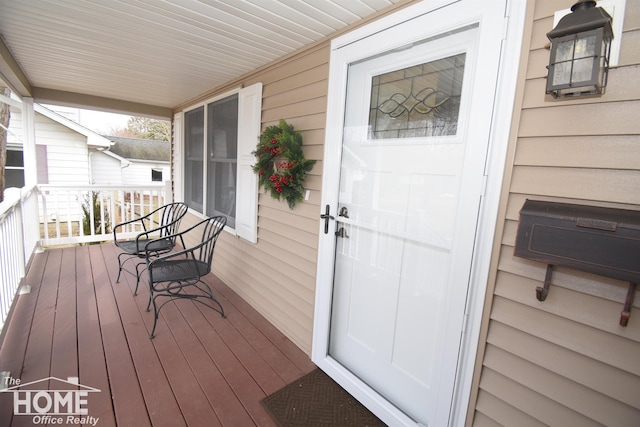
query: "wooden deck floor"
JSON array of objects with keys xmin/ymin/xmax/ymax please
[{"xmin": 0, "ymin": 243, "xmax": 316, "ymax": 427}]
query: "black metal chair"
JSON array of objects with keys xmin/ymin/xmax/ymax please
[
  {"xmin": 145, "ymin": 215, "xmax": 227, "ymax": 338},
  {"xmin": 113, "ymin": 202, "xmax": 188, "ymax": 294}
]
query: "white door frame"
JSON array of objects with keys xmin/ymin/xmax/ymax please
[{"xmin": 312, "ymin": 1, "xmax": 527, "ymax": 426}]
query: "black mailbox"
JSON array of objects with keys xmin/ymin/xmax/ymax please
[{"xmin": 514, "ymin": 199, "xmax": 640, "ymax": 326}]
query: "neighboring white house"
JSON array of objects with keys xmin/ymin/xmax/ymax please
[
  {"xmin": 6, "ymin": 104, "xmax": 169, "ymax": 188},
  {"xmin": 5, "ymin": 104, "xmax": 169, "ymax": 228},
  {"xmin": 104, "ymin": 136, "xmax": 170, "ymax": 186},
  {"xmin": 7, "ymin": 103, "xmax": 121, "ymax": 188}
]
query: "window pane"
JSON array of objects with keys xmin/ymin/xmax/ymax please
[
  {"xmin": 5, "ymin": 169, "xmax": 25, "ymax": 188},
  {"xmin": 207, "ymin": 95, "xmax": 238, "ymax": 226},
  {"xmin": 368, "ymin": 53, "xmax": 465, "ymax": 139},
  {"xmin": 6, "ymin": 149, "xmax": 24, "ymax": 167},
  {"xmin": 207, "ymin": 162, "xmax": 237, "ymax": 227},
  {"xmin": 5, "ymin": 148, "xmax": 25, "ymax": 188},
  {"xmin": 151, "ymin": 169, "xmax": 163, "ymax": 182},
  {"xmin": 184, "ymin": 106, "xmax": 204, "ymax": 213},
  {"xmin": 208, "ymin": 96, "xmax": 238, "ymax": 161}
]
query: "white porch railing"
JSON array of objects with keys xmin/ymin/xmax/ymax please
[
  {"xmin": 0, "ymin": 185, "xmax": 40, "ymax": 332},
  {"xmin": 38, "ymin": 183, "xmax": 169, "ymax": 247},
  {"xmin": 0, "ymin": 182, "xmax": 171, "ymax": 333}
]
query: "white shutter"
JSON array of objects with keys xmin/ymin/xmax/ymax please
[{"xmin": 235, "ymin": 83, "xmax": 262, "ymax": 243}]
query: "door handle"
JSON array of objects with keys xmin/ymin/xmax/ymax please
[{"xmin": 320, "ymin": 204, "xmax": 334, "ymax": 234}]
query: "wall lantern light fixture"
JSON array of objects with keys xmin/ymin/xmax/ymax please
[{"xmin": 546, "ymin": 0, "xmax": 613, "ymax": 98}]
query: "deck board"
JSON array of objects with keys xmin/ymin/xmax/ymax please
[
  {"xmin": 11, "ymin": 250, "xmax": 61, "ymax": 427},
  {"xmin": 160, "ymin": 302, "xmax": 251, "ymax": 427},
  {"xmin": 89, "ymin": 244, "xmax": 152, "ymax": 427},
  {"xmin": 76, "ymin": 246, "xmax": 117, "ymax": 427},
  {"xmin": 50, "ymin": 247, "xmax": 78, "ymax": 384},
  {"xmin": 0, "ymin": 243, "xmax": 315, "ymax": 426},
  {"xmin": 0, "ymin": 251, "xmax": 47, "ymax": 427},
  {"xmin": 97, "ymin": 243, "xmax": 182, "ymax": 427},
  {"xmin": 209, "ymin": 278, "xmax": 316, "ymax": 376},
  {"xmin": 178, "ymin": 299, "xmax": 275, "ymax": 426}
]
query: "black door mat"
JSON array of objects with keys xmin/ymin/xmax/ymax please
[{"xmin": 261, "ymin": 368, "xmax": 387, "ymax": 426}]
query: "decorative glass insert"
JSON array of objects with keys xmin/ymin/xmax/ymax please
[{"xmin": 368, "ymin": 53, "xmax": 466, "ymax": 139}]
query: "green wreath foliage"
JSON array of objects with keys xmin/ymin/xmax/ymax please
[{"xmin": 253, "ymin": 119, "xmax": 316, "ymax": 209}]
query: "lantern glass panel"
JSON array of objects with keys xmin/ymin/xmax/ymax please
[
  {"xmin": 551, "ymin": 33, "xmax": 598, "ymax": 87},
  {"xmin": 575, "ymin": 34, "xmax": 596, "ymax": 58},
  {"xmin": 555, "ymin": 38, "xmax": 575, "ymax": 62},
  {"xmin": 552, "ymin": 39, "xmax": 574, "ymax": 86},
  {"xmin": 572, "ymin": 57, "xmax": 595, "ymax": 83}
]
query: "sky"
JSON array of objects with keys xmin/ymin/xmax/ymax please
[
  {"xmin": 76, "ymin": 109, "xmax": 131, "ymax": 134},
  {"xmin": 45, "ymin": 105, "xmax": 132, "ymax": 135}
]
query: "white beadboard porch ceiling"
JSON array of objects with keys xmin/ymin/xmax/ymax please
[{"xmin": 0, "ymin": 0, "xmax": 403, "ymax": 118}]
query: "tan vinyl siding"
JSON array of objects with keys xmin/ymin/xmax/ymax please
[
  {"xmin": 471, "ymin": 1, "xmax": 640, "ymax": 426},
  {"xmin": 174, "ymin": 42, "xmax": 329, "ymax": 354},
  {"xmin": 172, "ymin": 1, "xmax": 416, "ymax": 355}
]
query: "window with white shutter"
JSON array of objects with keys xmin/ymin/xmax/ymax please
[{"xmin": 181, "ymin": 83, "xmax": 262, "ymax": 242}]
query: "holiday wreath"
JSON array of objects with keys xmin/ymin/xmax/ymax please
[{"xmin": 253, "ymin": 119, "xmax": 316, "ymax": 209}]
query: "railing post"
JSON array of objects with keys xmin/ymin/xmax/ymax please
[
  {"xmin": 31, "ymin": 186, "xmax": 43, "ymax": 254},
  {"xmin": 6, "ymin": 189, "xmax": 26, "ymax": 284},
  {"xmin": 20, "ymin": 185, "xmax": 41, "ymax": 259},
  {"xmin": 110, "ymin": 189, "xmax": 116, "ymax": 235},
  {"xmin": 15, "ymin": 191, "xmax": 27, "ymax": 284},
  {"xmin": 164, "ymin": 180, "xmax": 172, "ymax": 204},
  {"xmin": 40, "ymin": 188, "xmax": 50, "ymax": 242},
  {"xmin": 99, "ymin": 191, "xmax": 106, "ymax": 235}
]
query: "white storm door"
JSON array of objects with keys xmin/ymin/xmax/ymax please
[{"xmin": 315, "ymin": 2, "xmax": 509, "ymax": 426}]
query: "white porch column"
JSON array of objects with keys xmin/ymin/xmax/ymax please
[
  {"xmin": 21, "ymin": 97, "xmax": 37, "ymax": 187},
  {"xmin": 19, "ymin": 97, "xmax": 42, "ymax": 254}
]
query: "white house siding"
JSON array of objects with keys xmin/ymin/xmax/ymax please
[
  {"xmin": 121, "ymin": 161, "xmax": 170, "ymax": 186},
  {"xmin": 90, "ymin": 152, "xmax": 123, "ymax": 186},
  {"xmin": 9, "ymin": 105, "xmax": 91, "ymax": 184},
  {"xmin": 9, "ymin": 105, "xmax": 93, "ymax": 223},
  {"xmin": 469, "ymin": 1, "xmax": 640, "ymax": 426},
  {"xmin": 44, "ymin": 138, "xmax": 89, "ymax": 185}
]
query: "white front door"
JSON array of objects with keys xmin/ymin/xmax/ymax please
[
  {"xmin": 314, "ymin": 1, "xmax": 522, "ymax": 426},
  {"xmin": 329, "ymin": 24, "xmax": 483, "ymax": 426}
]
